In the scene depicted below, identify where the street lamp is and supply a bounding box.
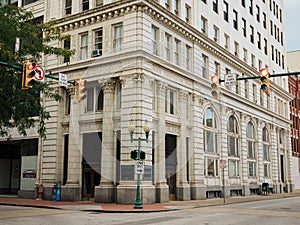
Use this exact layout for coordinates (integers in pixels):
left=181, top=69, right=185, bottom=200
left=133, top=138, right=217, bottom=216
left=128, top=119, right=150, bottom=209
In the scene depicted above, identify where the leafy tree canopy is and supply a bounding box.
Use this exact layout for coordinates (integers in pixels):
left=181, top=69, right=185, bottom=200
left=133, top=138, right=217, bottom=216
left=0, top=5, right=73, bottom=139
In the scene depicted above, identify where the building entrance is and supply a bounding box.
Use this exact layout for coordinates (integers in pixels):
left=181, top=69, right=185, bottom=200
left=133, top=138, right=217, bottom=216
left=82, top=132, right=102, bottom=200
left=165, top=134, right=177, bottom=200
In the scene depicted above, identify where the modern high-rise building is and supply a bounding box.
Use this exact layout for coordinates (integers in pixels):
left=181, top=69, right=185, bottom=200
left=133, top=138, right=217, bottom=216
left=0, top=0, right=294, bottom=204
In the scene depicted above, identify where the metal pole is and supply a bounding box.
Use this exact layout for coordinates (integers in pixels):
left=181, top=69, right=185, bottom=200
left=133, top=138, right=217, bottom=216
left=223, top=167, right=226, bottom=204
left=134, top=138, right=143, bottom=209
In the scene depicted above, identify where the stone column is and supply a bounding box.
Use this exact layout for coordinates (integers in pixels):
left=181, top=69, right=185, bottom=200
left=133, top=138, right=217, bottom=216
left=155, top=81, right=169, bottom=203
left=176, top=90, right=190, bottom=200
left=94, top=80, right=116, bottom=203
left=241, top=115, right=249, bottom=196
left=62, top=88, right=81, bottom=201
left=190, top=94, right=206, bottom=200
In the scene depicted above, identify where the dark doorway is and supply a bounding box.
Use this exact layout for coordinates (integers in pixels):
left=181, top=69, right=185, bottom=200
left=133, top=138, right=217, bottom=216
left=280, top=154, right=284, bottom=183
left=82, top=132, right=102, bottom=200
left=165, top=134, right=177, bottom=200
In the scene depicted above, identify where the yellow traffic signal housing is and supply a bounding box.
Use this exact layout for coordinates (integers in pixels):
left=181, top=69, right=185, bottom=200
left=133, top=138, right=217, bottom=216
left=211, top=75, right=220, bottom=100
left=22, top=62, right=36, bottom=90
left=77, top=78, right=87, bottom=102
left=260, top=68, right=270, bottom=96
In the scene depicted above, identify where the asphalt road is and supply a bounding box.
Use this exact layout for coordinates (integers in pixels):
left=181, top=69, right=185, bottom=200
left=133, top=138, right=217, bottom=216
left=1, top=196, right=300, bottom=225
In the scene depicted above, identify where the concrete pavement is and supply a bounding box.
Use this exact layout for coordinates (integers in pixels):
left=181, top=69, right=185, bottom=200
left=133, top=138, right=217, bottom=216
left=1, top=190, right=300, bottom=213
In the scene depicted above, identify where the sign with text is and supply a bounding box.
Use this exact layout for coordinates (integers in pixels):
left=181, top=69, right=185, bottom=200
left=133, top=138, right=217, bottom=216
left=224, top=73, right=237, bottom=86
left=59, top=73, right=68, bottom=87
left=135, top=160, right=144, bottom=174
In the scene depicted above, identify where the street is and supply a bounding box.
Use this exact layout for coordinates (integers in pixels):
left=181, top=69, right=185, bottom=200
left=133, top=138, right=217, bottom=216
left=1, top=196, right=300, bottom=225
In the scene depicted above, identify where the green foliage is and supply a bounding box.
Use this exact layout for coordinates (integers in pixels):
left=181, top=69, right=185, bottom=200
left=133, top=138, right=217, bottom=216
left=0, top=5, right=74, bottom=139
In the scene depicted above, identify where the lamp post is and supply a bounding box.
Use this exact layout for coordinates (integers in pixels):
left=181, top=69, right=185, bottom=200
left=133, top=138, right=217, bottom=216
left=128, top=119, right=150, bottom=209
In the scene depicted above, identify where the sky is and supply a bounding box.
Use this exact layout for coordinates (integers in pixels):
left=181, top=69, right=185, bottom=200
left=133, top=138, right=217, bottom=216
left=284, top=0, right=300, bottom=52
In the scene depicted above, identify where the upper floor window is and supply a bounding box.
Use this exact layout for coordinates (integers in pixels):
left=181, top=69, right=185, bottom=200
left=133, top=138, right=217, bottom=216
left=165, top=89, right=176, bottom=115
left=242, top=18, right=247, bottom=37
left=250, top=25, right=254, bottom=43
left=165, top=33, right=171, bottom=61
left=22, top=0, right=37, bottom=6
left=96, top=0, right=103, bottom=6
left=201, top=0, right=207, bottom=3
left=256, top=5, right=260, bottom=22
left=174, top=0, right=179, bottom=15
left=214, top=61, right=220, bottom=75
left=82, top=0, right=89, bottom=11
left=223, top=1, right=229, bottom=22
left=185, top=45, right=191, bottom=70
left=86, top=85, right=104, bottom=113
left=241, top=0, right=245, bottom=7
left=63, top=39, right=71, bottom=63
left=113, top=24, right=123, bottom=52
left=201, top=54, right=208, bottom=78
left=80, top=33, right=88, bottom=60
left=174, top=39, right=180, bottom=65
left=151, top=26, right=159, bottom=55
left=93, top=29, right=103, bottom=57
left=247, top=122, right=256, bottom=159
left=165, top=0, right=170, bottom=9
left=249, top=0, right=253, bottom=15
left=263, top=12, right=267, bottom=29
left=213, top=0, right=218, bottom=13
left=204, top=107, right=218, bottom=153
left=228, top=115, right=239, bottom=157
left=233, top=10, right=238, bottom=30
left=185, top=4, right=191, bottom=23
left=262, top=127, right=270, bottom=161
left=65, top=0, right=72, bottom=15
left=213, top=25, right=219, bottom=42
left=201, top=16, right=208, bottom=34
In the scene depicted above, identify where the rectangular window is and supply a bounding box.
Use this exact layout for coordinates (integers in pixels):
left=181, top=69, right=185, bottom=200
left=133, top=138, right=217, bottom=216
left=152, top=26, right=159, bottom=55
left=174, top=0, right=179, bottom=15
left=249, top=0, right=253, bottom=15
left=165, top=89, right=175, bottom=115
left=263, top=144, right=270, bottom=161
left=248, top=162, right=256, bottom=177
left=201, top=16, right=207, bottom=34
left=185, top=45, right=191, bottom=70
left=213, top=0, right=218, bottom=13
left=234, top=41, right=239, bottom=57
left=82, top=0, right=89, bottom=11
left=243, top=48, right=248, bottom=62
left=257, top=32, right=261, bottom=49
left=264, top=163, right=270, bottom=177
left=256, top=5, right=260, bottom=22
left=65, top=89, right=71, bottom=115
left=253, top=83, right=257, bottom=103
left=224, top=33, right=230, bottom=49
left=263, top=12, right=267, bottom=28
left=86, top=87, right=94, bottom=112
left=94, top=29, right=103, bottom=56
left=174, top=39, right=180, bottom=65
left=185, top=4, right=191, bottom=23
left=65, top=0, right=72, bottom=15
left=201, top=54, right=208, bottom=78
left=63, top=39, right=70, bottom=63
left=165, top=0, right=170, bottom=9
left=251, top=54, right=256, bottom=68
left=223, top=1, right=229, bottom=22
left=241, top=0, right=245, bottom=7
left=214, top=61, right=220, bottom=75
left=250, top=25, right=254, bottom=43
left=242, top=18, right=247, bottom=37
left=80, top=33, right=88, bottom=60
left=165, top=33, right=171, bottom=61
left=233, top=10, right=238, bottom=30
left=205, top=158, right=219, bottom=177
left=205, top=132, right=219, bottom=152
left=229, top=160, right=239, bottom=177
left=113, top=24, right=123, bottom=52
left=213, top=25, right=219, bottom=42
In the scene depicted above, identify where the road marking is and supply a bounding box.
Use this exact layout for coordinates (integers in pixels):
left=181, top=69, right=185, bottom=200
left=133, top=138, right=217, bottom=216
left=188, top=207, right=300, bottom=218
left=0, top=208, right=77, bottom=219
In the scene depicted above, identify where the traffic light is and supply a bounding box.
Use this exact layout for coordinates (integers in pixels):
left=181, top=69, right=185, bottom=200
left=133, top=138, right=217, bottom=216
left=22, top=62, right=36, bottom=90
left=130, top=150, right=138, bottom=160
left=77, top=78, right=87, bottom=102
left=211, top=75, right=220, bottom=100
left=260, top=68, right=270, bottom=95
left=140, top=151, right=146, bottom=160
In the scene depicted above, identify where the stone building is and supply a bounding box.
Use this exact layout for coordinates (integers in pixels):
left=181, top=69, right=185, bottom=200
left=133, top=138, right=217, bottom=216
left=0, top=0, right=294, bottom=203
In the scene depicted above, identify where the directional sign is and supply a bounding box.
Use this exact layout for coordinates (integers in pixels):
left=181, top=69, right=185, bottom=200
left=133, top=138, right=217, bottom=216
left=32, top=66, right=45, bottom=82
left=59, top=73, right=68, bottom=87
left=135, top=160, right=144, bottom=174
left=224, top=73, right=236, bottom=86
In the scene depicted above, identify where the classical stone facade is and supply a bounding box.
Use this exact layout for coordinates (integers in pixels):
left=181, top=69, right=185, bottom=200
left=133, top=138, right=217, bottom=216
left=0, top=0, right=294, bottom=203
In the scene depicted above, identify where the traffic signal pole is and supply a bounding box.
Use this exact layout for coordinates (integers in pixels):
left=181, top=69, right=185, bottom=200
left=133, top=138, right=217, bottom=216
left=0, top=61, right=76, bottom=85
left=220, top=71, right=300, bottom=83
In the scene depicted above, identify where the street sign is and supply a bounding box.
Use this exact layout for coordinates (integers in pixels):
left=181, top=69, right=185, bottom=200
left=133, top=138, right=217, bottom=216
left=135, top=160, right=144, bottom=174
left=32, top=66, right=45, bottom=82
left=224, top=73, right=236, bottom=86
left=220, top=160, right=227, bottom=169
left=59, top=73, right=68, bottom=87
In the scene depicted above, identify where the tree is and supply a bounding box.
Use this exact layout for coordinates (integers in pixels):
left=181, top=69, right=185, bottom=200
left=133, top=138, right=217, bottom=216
left=0, top=5, right=73, bottom=139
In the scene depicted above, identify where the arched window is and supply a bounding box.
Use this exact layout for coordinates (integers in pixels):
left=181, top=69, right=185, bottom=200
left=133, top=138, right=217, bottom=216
left=262, top=127, right=270, bottom=177
left=247, top=122, right=256, bottom=177
left=203, top=108, right=219, bottom=177
left=228, top=115, right=239, bottom=177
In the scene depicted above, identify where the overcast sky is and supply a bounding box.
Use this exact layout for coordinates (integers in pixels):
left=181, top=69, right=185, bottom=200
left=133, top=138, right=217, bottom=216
left=285, top=0, right=300, bottom=52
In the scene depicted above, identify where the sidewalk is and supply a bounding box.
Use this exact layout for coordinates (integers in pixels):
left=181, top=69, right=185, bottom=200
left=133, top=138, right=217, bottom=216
left=1, top=190, right=300, bottom=213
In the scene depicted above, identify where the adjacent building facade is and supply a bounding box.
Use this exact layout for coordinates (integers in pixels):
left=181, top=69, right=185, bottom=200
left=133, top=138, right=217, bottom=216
left=0, top=0, right=295, bottom=204
left=287, top=50, right=300, bottom=190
